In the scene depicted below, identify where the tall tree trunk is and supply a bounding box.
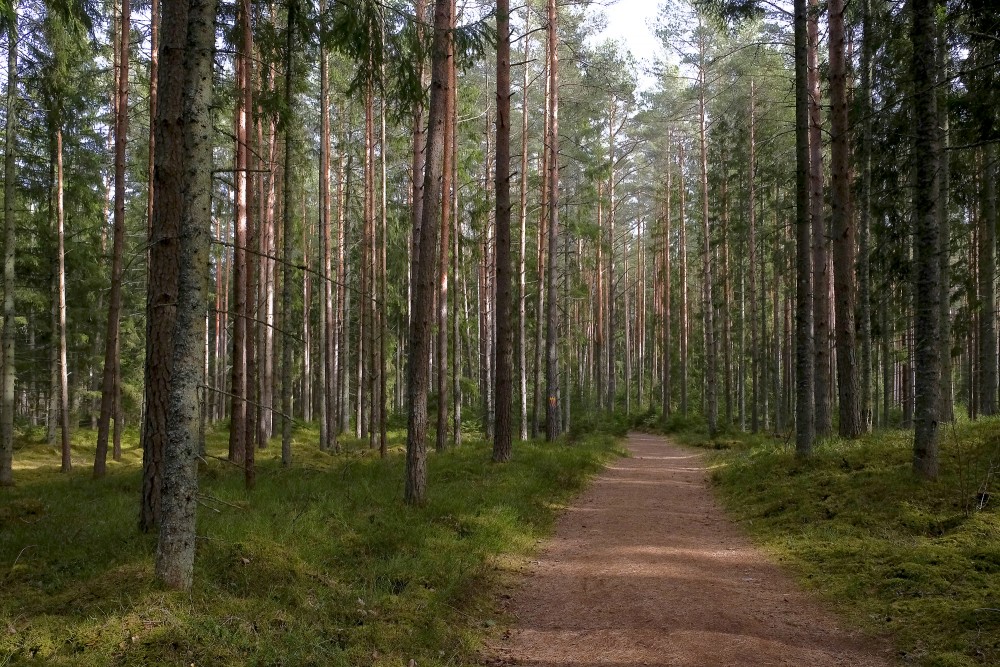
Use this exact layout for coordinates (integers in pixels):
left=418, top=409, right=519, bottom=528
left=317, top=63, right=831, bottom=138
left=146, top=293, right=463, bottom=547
left=859, top=0, right=873, bottom=430
left=279, top=0, right=297, bottom=466
left=406, top=0, right=451, bottom=505
left=228, top=0, right=252, bottom=465
left=517, top=14, right=530, bottom=439
left=721, top=152, right=733, bottom=426
left=697, top=22, right=717, bottom=438
left=337, top=153, right=351, bottom=434
left=808, top=0, right=830, bottom=437
left=156, top=0, right=217, bottom=590
left=749, top=81, right=759, bottom=434
left=679, top=145, right=688, bottom=416
left=829, top=0, right=862, bottom=437
left=910, top=0, right=941, bottom=478
left=378, top=70, right=389, bottom=455
left=54, top=131, right=70, bottom=472
left=140, top=0, right=168, bottom=530
left=409, top=0, right=427, bottom=334
left=1, top=13, right=18, bottom=487
left=937, top=24, right=953, bottom=422
left=493, top=0, right=513, bottom=462
left=360, top=85, right=373, bottom=441
left=302, top=220, right=312, bottom=423
left=531, top=45, right=550, bottom=439
left=794, top=0, right=815, bottom=455
left=661, top=132, right=672, bottom=419
left=436, top=7, right=454, bottom=453
left=95, top=0, right=131, bottom=476
left=245, top=61, right=259, bottom=489
left=319, top=7, right=335, bottom=451
left=544, top=0, right=560, bottom=441
left=979, top=143, right=997, bottom=416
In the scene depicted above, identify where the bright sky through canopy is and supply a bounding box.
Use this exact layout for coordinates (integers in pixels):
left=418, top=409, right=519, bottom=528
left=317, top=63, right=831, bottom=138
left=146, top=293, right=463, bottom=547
left=593, top=0, right=663, bottom=90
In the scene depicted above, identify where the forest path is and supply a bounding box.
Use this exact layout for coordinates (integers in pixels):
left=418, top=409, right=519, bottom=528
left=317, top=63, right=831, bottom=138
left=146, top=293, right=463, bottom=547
left=487, top=432, right=895, bottom=667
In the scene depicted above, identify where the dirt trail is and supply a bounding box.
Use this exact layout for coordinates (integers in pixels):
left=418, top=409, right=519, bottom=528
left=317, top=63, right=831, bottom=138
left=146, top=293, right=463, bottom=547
left=489, top=432, right=894, bottom=667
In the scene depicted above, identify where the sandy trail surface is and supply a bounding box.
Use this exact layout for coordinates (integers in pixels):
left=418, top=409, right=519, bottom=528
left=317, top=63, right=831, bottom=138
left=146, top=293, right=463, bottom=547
left=488, top=432, right=894, bottom=667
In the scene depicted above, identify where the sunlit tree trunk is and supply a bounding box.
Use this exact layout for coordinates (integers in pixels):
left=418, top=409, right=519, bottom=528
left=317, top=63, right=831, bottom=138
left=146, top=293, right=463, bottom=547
left=517, top=14, right=530, bottom=439
left=406, top=0, right=452, bottom=505
left=544, top=0, right=560, bottom=441
left=531, top=46, right=550, bottom=439
left=156, top=0, right=217, bottom=590
left=51, top=129, right=71, bottom=472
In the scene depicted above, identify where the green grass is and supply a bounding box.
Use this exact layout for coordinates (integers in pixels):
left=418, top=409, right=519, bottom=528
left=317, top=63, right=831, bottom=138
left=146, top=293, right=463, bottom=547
left=675, top=417, right=1000, bottom=667
left=1, top=423, right=625, bottom=666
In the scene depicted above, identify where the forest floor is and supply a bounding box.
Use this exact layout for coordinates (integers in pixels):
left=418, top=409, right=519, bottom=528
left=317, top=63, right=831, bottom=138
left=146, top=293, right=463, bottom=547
left=488, top=431, right=896, bottom=667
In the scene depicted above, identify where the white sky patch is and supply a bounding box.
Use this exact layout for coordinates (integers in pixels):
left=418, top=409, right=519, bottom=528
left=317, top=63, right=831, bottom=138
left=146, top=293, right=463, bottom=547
left=591, top=0, right=663, bottom=91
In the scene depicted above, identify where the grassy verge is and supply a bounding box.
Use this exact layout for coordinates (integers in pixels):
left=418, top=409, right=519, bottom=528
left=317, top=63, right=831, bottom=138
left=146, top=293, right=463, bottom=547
left=673, top=418, right=1000, bottom=667
left=1, top=425, right=625, bottom=666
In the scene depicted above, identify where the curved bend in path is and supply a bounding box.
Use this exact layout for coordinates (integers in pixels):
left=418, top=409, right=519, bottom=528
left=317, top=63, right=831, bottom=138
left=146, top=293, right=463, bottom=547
left=489, top=432, right=894, bottom=667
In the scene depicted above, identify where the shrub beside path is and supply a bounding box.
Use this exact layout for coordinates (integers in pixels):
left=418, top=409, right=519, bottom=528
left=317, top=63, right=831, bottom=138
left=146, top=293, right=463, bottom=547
left=489, top=431, right=895, bottom=667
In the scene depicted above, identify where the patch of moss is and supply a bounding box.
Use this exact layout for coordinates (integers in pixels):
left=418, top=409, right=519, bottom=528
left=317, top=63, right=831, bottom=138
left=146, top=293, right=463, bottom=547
left=0, top=424, right=622, bottom=666
left=690, top=417, right=1000, bottom=667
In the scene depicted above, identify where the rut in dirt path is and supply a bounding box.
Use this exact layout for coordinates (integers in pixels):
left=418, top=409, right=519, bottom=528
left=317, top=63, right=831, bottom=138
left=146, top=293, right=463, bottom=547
left=489, top=432, right=894, bottom=667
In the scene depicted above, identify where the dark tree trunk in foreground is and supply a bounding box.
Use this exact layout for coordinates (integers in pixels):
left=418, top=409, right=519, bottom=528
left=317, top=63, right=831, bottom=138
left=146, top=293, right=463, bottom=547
left=141, top=0, right=169, bottom=532
left=493, top=0, right=513, bottom=462
left=937, top=25, right=953, bottom=422
left=859, top=0, right=873, bottom=430
left=979, top=141, right=997, bottom=417
left=910, top=0, right=941, bottom=479
left=406, top=0, right=451, bottom=505
left=95, top=0, right=131, bottom=477
left=829, top=0, right=862, bottom=437
left=156, top=0, right=217, bottom=590
left=794, top=0, right=815, bottom=456
left=228, top=0, right=252, bottom=466
left=808, top=0, right=830, bottom=438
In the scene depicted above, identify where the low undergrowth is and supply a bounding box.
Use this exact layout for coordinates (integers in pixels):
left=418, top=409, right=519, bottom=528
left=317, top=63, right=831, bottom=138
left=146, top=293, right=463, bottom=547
left=679, top=417, right=1000, bottom=667
left=1, top=424, right=624, bottom=666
